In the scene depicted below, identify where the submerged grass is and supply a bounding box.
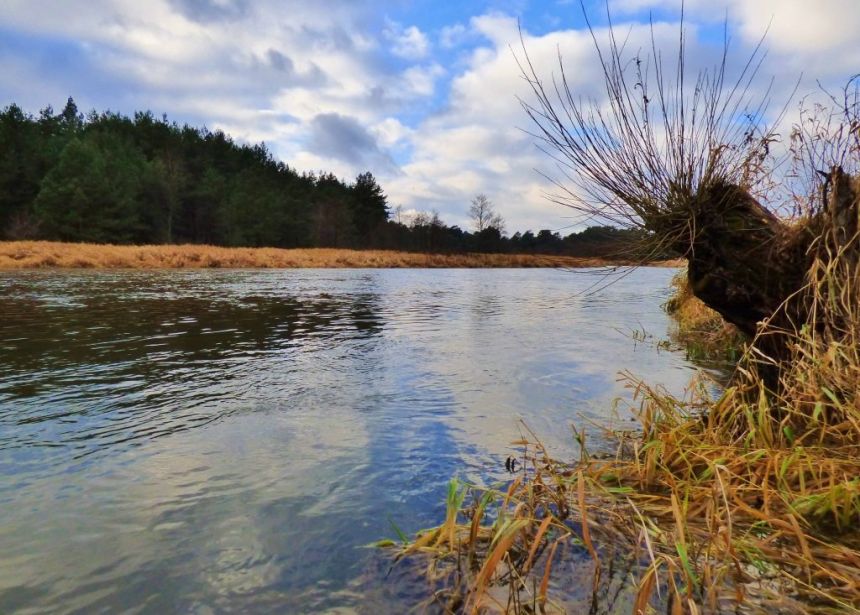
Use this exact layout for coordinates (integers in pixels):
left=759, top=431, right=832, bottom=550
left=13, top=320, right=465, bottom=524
left=664, top=272, right=746, bottom=363
left=387, top=245, right=860, bottom=613
left=0, top=241, right=680, bottom=270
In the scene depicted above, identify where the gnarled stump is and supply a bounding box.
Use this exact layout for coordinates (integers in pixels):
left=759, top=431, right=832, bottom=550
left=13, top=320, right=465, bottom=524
left=680, top=167, right=860, bottom=375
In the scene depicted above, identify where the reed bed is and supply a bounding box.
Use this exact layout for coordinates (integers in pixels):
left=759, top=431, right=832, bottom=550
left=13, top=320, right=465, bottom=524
left=389, top=245, right=860, bottom=613
left=0, top=241, right=678, bottom=270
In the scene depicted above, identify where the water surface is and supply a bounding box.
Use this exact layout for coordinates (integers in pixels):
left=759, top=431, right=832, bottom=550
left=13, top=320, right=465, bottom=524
left=0, top=267, right=699, bottom=613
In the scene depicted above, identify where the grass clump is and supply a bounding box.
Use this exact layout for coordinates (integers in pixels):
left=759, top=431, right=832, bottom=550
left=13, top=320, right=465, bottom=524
left=664, top=272, right=746, bottom=363
left=387, top=247, right=860, bottom=614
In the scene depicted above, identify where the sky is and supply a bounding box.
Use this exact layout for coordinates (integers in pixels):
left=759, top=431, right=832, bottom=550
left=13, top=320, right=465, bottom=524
left=0, top=0, right=858, bottom=233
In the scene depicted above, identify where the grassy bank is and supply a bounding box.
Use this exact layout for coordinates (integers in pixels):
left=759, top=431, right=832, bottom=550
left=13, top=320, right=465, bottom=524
left=390, top=253, right=860, bottom=613
left=0, top=241, right=682, bottom=270
left=664, top=272, right=746, bottom=362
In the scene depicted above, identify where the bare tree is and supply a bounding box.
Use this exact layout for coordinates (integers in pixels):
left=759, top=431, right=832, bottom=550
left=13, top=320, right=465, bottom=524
left=409, top=210, right=431, bottom=228
left=469, top=194, right=506, bottom=234
left=517, top=8, right=859, bottom=371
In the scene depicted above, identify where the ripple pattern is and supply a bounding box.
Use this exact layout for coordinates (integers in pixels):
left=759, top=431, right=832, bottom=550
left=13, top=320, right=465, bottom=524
left=0, top=267, right=697, bottom=613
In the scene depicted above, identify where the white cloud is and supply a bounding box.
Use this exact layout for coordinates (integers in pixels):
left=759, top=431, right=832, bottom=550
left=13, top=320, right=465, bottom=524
left=439, top=23, right=469, bottom=48
left=384, top=21, right=430, bottom=60
left=401, top=64, right=446, bottom=97
left=730, top=0, right=860, bottom=77
left=382, top=17, right=619, bottom=231
left=372, top=118, right=412, bottom=148
left=607, top=0, right=860, bottom=76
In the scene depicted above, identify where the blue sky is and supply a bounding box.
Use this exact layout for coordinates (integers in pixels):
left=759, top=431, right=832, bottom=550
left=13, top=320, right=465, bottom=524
left=0, top=0, right=857, bottom=232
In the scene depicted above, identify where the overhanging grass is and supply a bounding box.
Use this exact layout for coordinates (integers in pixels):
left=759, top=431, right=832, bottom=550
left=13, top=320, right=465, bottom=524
left=664, top=272, right=746, bottom=364
left=386, top=247, right=860, bottom=614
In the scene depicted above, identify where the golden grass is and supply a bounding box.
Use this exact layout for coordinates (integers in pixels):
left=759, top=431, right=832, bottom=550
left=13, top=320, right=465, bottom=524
left=0, top=241, right=682, bottom=270
left=664, top=271, right=746, bottom=362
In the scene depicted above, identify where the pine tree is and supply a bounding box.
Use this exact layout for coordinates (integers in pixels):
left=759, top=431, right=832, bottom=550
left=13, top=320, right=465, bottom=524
left=351, top=171, right=389, bottom=245
left=34, top=133, right=148, bottom=243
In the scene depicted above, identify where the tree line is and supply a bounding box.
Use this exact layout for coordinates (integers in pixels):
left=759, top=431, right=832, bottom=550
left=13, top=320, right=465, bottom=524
left=0, top=98, right=656, bottom=257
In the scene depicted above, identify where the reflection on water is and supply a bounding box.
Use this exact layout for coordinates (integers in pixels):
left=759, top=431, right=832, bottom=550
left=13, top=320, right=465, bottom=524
left=0, top=268, right=699, bottom=613
left=2, top=273, right=383, bottom=458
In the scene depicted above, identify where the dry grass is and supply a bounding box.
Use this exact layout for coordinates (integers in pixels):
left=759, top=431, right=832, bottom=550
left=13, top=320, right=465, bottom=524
left=664, top=272, right=746, bottom=362
left=0, top=241, right=682, bottom=270
left=390, top=245, right=860, bottom=614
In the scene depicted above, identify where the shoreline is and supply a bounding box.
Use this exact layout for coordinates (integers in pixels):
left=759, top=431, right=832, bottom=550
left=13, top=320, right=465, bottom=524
left=0, top=241, right=683, bottom=270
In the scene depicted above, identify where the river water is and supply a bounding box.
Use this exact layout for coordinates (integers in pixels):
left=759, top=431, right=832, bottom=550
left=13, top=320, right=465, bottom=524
left=0, top=267, right=700, bottom=613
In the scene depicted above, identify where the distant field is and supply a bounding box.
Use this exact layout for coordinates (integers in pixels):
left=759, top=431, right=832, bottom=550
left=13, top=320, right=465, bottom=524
left=0, top=241, right=682, bottom=269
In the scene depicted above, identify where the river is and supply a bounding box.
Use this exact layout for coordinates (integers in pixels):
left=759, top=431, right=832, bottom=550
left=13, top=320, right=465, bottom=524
left=0, top=267, right=700, bottom=613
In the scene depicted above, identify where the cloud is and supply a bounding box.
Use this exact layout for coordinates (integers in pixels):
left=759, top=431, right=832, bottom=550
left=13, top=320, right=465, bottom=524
left=308, top=113, right=399, bottom=173
left=384, top=21, right=430, bottom=60
left=265, top=49, right=293, bottom=73
left=606, top=0, right=860, bottom=75
left=371, top=118, right=412, bottom=148
left=168, top=0, right=250, bottom=22
left=729, top=0, right=860, bottom=77
left=439, top=23, right=470, bottom=49
left=0, top=1, right=856, bottom=232
left=401, top=64, right=446, bottom=97
left=383, top=16, right=609, bottom=230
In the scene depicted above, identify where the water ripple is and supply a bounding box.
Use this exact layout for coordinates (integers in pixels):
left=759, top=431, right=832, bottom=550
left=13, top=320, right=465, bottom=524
left=0, top=267, right=698, bottom=613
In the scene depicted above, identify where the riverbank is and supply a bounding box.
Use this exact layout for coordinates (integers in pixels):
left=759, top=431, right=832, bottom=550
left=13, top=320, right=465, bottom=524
left=664, top=270, right=745, bottom=361
left=397, top=247, right=860, bottom=613
left=0, top=241, right=683, bottom=269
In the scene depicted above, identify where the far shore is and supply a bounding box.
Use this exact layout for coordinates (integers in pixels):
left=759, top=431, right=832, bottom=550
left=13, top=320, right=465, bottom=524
left=0, top=241, right=684, bottom=270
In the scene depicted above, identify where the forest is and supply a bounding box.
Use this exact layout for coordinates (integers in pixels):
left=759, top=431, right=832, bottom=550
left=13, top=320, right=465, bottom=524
left=0, top=98, right=650, bottom=258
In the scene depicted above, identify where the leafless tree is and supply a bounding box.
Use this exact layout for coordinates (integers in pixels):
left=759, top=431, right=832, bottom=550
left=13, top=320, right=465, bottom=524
left=517, top=5, right=859, bottom=370
left=410, top=210, right=430, bottom=228
left=469, top=194, right=506, bottom=234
